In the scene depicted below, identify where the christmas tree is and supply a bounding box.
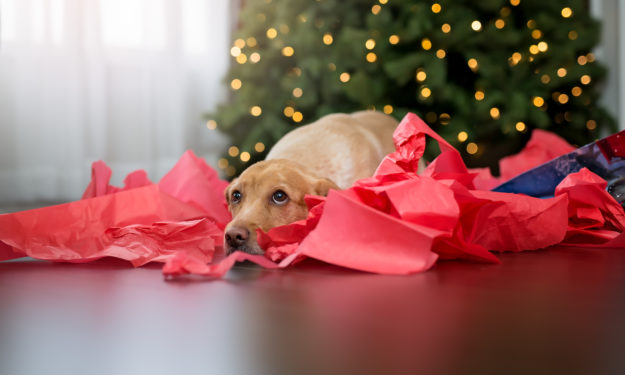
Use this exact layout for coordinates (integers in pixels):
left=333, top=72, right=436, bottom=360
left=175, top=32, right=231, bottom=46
left=208, top=0, right=615, bottom=177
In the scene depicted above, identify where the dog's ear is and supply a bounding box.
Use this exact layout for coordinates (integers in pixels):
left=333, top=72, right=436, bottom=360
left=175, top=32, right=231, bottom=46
left=312, top=177, right=339, bottom=197
left=224, top=178, right=238, bottom=205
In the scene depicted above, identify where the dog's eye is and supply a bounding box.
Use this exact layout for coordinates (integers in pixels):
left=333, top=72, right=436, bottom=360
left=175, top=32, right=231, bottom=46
left=231, top=190, right=242, bottom=204
left=272, top=190, right=289, bottom=205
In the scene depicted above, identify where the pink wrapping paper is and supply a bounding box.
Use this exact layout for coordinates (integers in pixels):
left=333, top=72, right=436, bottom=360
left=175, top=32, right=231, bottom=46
left=556, top=168, right=625, bottom=246
left=1, top=115, right=623, bottom=280
left=0, top=150, right=228, bottom=266
left=472, top=129, right=576, bottom=190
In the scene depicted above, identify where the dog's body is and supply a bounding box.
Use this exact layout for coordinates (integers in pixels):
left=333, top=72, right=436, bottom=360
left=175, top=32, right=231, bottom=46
left=265, top=111, right=398, bottom=189
left=224, top=111, right=399, bottom=254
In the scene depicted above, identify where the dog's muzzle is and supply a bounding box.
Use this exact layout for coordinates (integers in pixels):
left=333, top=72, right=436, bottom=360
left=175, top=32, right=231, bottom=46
left=224, top=227, right=264, bottom=255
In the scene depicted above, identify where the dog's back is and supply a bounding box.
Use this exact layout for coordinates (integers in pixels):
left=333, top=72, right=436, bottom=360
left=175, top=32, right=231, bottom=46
left=266, top=111, right=397, bottom=189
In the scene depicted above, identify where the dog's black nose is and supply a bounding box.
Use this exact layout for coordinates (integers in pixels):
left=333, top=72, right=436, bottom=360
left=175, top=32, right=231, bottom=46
left=225, top=227, right=250, bottom=249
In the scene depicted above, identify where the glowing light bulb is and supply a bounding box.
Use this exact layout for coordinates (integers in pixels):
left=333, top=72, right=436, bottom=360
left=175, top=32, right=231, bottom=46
left=561, top=7, right=573, bottom=18
left=323, top=33, right=333, bottom=45
left=439, top=113, right=450, bottom=125
left=471, top=20, right=482, bottom=31
left=457, top=131, right=468, bottom=142
left=468, top=58, right=478, bottom=70
left=533, top=96, right=545, bottom=107
left=490, top=107, right=500, bottom=119
left=266, top=28, right=277, bottom=39
left=515, top=122, right=526, bottom=132
left=230, top=46, right=241, bottom=57
left=466, top=142, right=478, bottom=154
left=389, top=35, right=400, bottom=44
left=421, top=38, right=432, bottom=50
left=250, top=106, right=262, bottom=116
left=228, top=146, right=239, bottom=157
left=282, top=46, right=294, bottom=56
left=292, top=112, right=303, bottom=122
left=234, top=38, right=245, bottom=48
left=250, top=52, right=261, bottom=63
left=365, top=39, right=376, bottom=50
left=240, top=152, right=251, bottom=162
left=255, top=142, right=265, bottom=152
left=283, top=106, right=295, bottom=117
left=231, top=79, right=242, bottom=90
left=206, top=120, right=217, bottom=130
left=340, top=72, right=351, bottom=83
left=571, top=86, right=582, bottom=96
left=246, top=37, right=257, bottom=47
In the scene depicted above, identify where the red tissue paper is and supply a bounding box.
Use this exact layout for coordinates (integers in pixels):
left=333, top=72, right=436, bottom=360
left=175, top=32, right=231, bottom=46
left=471, top=129, right=576, bottom=190
left=0, top=151, right=229, bottom=266
left=2, top=114, right=624, bottom=280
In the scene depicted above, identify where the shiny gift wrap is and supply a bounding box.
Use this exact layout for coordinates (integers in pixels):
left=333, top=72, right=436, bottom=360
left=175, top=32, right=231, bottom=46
left=493, top=131, right=625, bottom=206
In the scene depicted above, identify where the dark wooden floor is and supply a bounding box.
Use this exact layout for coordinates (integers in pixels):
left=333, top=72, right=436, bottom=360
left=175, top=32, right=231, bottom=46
left=1, top=244, right=624, bottom=375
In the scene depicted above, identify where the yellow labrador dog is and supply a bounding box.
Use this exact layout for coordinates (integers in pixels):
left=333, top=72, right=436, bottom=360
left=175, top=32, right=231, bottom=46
left=224, top=111, right=399, bottom=254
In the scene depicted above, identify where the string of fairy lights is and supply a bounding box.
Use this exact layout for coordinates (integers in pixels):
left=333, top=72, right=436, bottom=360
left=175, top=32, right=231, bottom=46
left=208, top=0, right=599, bottom=176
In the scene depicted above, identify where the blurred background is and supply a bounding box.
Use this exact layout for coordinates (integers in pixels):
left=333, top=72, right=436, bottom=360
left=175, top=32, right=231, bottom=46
left=0, top=0, right=623, bottom=205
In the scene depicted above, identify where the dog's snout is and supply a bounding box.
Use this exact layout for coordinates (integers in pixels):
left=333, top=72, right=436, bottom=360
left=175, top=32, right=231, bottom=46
left=225, top=227, right=250, bottom=249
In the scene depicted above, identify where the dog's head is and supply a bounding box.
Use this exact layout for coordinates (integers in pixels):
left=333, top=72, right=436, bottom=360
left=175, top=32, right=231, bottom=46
left=224, top=159, right=338, bottom=255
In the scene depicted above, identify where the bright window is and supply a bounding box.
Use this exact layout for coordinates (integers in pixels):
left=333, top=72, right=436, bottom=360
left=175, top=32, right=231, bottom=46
left=99, top=0, right=166, bottom=49
left=0, top=0, right=17, bottom=42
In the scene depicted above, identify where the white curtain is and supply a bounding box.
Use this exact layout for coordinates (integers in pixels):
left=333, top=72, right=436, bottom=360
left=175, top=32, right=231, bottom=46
left=0, top=0, right=231, bottom=203
left=591, top=0, right=625, bottom=132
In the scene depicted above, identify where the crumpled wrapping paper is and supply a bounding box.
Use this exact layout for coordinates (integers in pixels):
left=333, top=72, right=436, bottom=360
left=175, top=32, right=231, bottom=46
left=1, top=114, right=623, bottom=279
left=471, top=129, right=576, bottom=190
left=165, top=113, right=624, bottom=278
left=0, top=151, right=228, bottom=266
